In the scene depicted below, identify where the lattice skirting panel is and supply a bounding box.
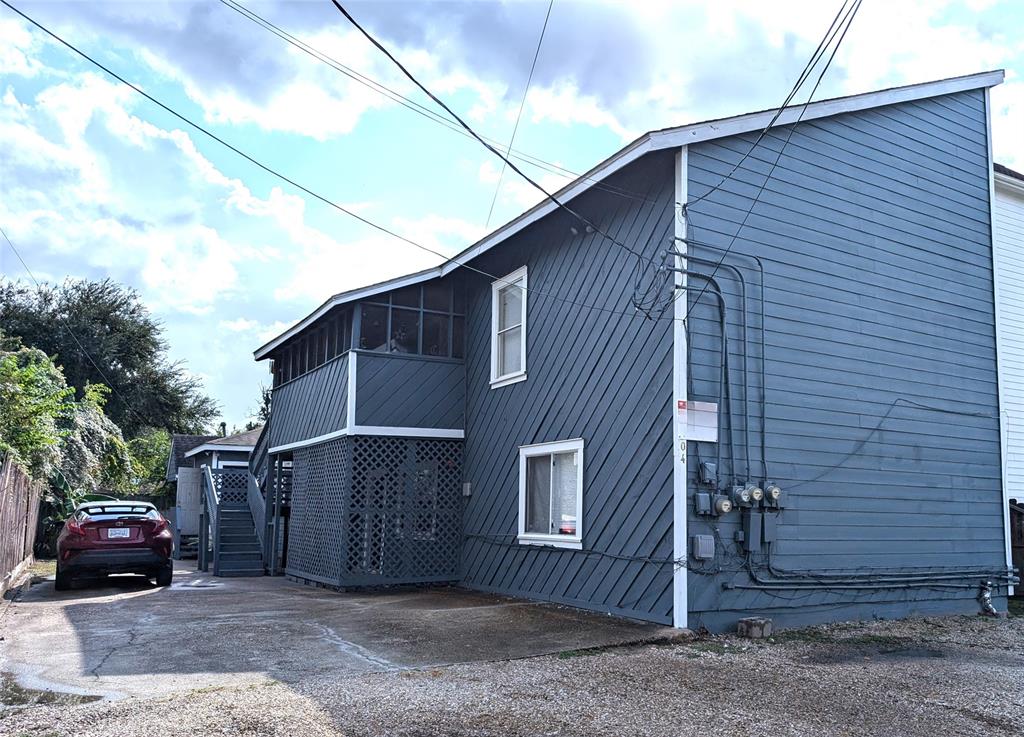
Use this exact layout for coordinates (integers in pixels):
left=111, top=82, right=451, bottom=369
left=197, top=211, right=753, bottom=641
left=286, top=436, right=462, bottom=587
left=210, top=468, right=248, bottom=505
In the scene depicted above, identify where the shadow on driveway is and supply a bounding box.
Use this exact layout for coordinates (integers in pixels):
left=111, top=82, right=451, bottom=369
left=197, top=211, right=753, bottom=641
left=1, top=560, right=672, bottom=700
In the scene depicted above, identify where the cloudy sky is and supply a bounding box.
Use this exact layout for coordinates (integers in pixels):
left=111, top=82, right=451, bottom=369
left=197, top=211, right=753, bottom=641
left=1, top=0, right=1022, bottom=430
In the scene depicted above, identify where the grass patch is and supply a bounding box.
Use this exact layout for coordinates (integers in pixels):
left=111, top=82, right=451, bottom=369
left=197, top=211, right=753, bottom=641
left=0, top=672, right=101, bottom=709
left=557, top=647, right=605, bottom=660
left=1008, top=598, right=1024, bottom=617
left=769, top=627, right=908, bottom=648
left=28, top=560, right=56, bottom=579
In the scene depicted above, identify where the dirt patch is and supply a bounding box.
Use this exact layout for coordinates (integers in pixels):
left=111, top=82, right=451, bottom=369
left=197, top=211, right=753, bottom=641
left=0, top=672, right=101, bottom=709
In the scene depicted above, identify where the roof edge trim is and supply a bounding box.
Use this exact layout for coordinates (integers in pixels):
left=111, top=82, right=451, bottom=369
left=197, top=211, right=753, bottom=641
left=254, top=69, right=1003, bottom=361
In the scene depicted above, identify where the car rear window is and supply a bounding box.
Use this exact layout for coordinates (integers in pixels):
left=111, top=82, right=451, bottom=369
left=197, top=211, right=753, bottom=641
left=77, top=505, right=160, bottom=522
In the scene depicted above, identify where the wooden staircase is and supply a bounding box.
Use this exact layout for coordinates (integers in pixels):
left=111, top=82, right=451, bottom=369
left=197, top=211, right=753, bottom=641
left=198, top=467, right=265, bottom=578
left=215, top=505, right=264, bottom=577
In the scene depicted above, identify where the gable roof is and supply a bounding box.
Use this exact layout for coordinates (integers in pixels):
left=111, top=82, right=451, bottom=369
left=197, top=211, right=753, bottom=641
left=165, top=434, right=216, bottom=481
left=254, top=69, right=1004, bottom=361
left=182, top=426, right=264, bottom=459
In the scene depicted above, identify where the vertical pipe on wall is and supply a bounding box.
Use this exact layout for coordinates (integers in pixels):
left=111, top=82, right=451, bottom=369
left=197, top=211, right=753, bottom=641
left=672, top=147, right=689, bottom=628
left=986, top=86, right=1014, bottom=595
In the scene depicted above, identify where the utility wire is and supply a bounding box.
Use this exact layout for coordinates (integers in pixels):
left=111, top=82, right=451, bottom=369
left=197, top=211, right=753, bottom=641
left=0, top=0, right=669, bottom=323
left=0, top=225, right=160, bottom=431
left=217, top=0, right=653, bottom=205
left=678, top=0, right=863, bottom=320
left=330, top=0, right=649, bottom=269
left=685, top=0, right=858, bottom=210
left=484, top=0, right=554, bottom=229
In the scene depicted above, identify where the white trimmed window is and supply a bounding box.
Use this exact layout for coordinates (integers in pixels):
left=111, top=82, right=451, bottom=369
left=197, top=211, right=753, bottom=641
left=490, top=266, right=527, bottom=387
left=518, top=439, right=583, bottom=549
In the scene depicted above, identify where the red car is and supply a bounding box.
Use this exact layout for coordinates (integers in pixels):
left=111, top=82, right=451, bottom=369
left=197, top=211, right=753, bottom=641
left=55, top=501, right=173, bottom=590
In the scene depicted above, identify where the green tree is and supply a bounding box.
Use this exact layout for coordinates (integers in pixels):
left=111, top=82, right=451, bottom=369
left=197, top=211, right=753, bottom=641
left=128, top=427, right=172, bottom=494
left=0, top=339, right=75, bottom=478
left=0, top=278, right=219, bottom=437
left=56, top=383, right=135, bottom=495
left=253, top=384, right=272, bottom=424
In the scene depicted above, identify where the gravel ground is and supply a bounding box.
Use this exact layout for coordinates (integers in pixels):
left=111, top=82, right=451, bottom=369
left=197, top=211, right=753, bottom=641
left=3, top=611, right=1022, bottom=737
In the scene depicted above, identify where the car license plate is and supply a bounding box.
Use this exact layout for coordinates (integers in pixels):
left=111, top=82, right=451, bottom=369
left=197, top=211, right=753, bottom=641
left=107, top=528, right=131, bottom=539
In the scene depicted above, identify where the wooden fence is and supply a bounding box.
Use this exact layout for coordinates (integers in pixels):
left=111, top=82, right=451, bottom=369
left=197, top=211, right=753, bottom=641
left=0, top=453, right=43, bottom=594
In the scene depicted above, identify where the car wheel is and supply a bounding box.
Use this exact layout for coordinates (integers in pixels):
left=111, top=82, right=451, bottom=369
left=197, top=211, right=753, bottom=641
left=155, top=563, right=173, bottom=587
left=54, top=567, right=72, bottom=591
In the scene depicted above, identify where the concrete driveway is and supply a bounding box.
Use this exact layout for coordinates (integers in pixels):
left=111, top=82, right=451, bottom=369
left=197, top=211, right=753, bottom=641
left=1, top=560, right=671, bottom=701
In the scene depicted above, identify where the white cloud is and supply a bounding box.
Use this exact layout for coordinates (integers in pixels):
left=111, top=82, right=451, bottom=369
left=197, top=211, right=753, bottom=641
left=220, top=317, right=260, bottom=332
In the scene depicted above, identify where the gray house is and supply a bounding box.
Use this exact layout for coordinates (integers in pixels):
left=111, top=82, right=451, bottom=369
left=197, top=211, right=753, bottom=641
left=247, top=70, right=1016, bottom=631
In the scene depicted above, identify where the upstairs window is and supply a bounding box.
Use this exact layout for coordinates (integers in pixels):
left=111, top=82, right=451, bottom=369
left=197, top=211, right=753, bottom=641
left=518, top=439, right=583, bottom=549
left=491, top=266, right=527, bottom=387
left=357, top=282, right=464, bottom=359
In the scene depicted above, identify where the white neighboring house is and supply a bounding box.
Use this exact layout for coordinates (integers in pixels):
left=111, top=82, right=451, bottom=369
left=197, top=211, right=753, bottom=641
left=993, top=163, right=1024, bottom=586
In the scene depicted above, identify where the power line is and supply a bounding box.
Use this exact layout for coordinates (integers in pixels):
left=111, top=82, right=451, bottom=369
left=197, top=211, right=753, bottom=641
left=484, top=0, right=554, bottom=229
left=330, top=0, right=651, bottom=272
left=678, top=0, right=864, bottom=320
left=0, top=225, right=160, bottom=431
left=216, top=0, right=653, bottom=206
left=0, top=0, right=669, bottom=324
left=685, top=0, right=859, bottom=210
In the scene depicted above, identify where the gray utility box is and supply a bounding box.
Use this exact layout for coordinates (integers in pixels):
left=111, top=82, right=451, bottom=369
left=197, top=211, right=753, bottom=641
left=692, top=534, right=715, bottom=560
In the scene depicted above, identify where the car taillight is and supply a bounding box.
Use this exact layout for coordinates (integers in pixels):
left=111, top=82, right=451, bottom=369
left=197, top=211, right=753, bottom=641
left=67, top=519, right=86, bottom=536
left=152, top=519, right=168, bottom=534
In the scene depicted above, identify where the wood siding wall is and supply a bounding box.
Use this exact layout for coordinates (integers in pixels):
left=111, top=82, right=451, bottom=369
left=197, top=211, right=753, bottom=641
left=685, top=88, right=1005, bottom=630
left=459, top=152, right=677, bottom=624
left=995, top=181, right=1024, bottom=505
left=354, top=351, right=465, bottom=429
left=269, top=354, right=348, bottom=449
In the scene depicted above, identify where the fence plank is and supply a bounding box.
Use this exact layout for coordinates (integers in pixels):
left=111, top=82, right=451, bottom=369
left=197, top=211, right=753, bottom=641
left=0, top=453, right=43, bottom=594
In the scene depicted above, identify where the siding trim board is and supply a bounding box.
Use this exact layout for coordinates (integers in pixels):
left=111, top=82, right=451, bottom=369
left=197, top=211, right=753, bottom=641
left=673, top=146, right=689, bottom=628
left=991, top=103, right=1019, bottom=597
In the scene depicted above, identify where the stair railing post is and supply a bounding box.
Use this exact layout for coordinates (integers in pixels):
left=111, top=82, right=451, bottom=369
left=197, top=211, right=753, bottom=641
left=198, top=483, right=208, bottom=572
left=268, top=456, right=282, bottom=576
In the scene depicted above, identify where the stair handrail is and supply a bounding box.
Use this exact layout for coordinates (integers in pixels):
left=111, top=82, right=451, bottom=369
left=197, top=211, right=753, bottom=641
left=202, top=464, right=221, bottom=576
left=247, top=470, right=266, bottom=568
left=249, top=419, right=271, bottom=483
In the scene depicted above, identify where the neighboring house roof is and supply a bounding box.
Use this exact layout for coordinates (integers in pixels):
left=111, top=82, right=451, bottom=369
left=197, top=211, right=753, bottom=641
left=254, top=69, right=1005, bottom=361
left=995, top=163, right=1024, bottom=196
left=995, top=163, right=1024, bottom=182
left=165, top=434, right=216, bottom=481
left=183, top=426, right=263, bottom=459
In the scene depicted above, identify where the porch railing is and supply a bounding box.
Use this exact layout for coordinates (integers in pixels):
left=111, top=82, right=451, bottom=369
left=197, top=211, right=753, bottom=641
left=198, top=465, right=220, bottom=574
left=248, top=471, right=266, bottom=559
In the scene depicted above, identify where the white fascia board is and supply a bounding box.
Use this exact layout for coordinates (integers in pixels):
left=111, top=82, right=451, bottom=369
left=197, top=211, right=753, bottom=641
left=253, top=270, right=438, bottom=360
left=267, top=425, right=463, bottom=454
left=996, top=172, right=1024, bottom=198
left=183, top=443, right=255, bottom=458
left=252, top=137, right=655, bottom=361
left=253, top=70, right=1003, bottom=362
left=269, top=428, right=350, bottom=454
left=649, top=69, right=1004, bottom=150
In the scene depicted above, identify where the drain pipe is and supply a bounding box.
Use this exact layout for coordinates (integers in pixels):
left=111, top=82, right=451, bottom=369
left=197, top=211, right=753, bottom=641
left=978, top=580, right=1002, bottom=616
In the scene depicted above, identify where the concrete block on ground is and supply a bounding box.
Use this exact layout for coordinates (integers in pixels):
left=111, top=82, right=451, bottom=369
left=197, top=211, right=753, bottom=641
left=736, top=617, right=773, bottom=639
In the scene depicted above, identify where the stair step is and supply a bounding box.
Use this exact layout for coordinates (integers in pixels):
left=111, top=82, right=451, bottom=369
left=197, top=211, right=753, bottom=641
left=220, top=542, right=261, bottom=552
left=221, top=534, right=258, bottom=543
left=217, top=568, right=264, bottom=577
left=220, top=552, right=263, bottom=563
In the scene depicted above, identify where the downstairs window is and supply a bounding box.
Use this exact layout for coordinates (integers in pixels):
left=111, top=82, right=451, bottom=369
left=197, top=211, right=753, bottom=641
left=517, top=438, right=583, bottom=549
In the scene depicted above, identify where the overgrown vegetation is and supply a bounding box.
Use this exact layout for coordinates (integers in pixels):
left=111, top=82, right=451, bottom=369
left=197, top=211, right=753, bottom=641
left=0, top=277, right=223, bottom=553
left=0, top=278, right=218, bottom=437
